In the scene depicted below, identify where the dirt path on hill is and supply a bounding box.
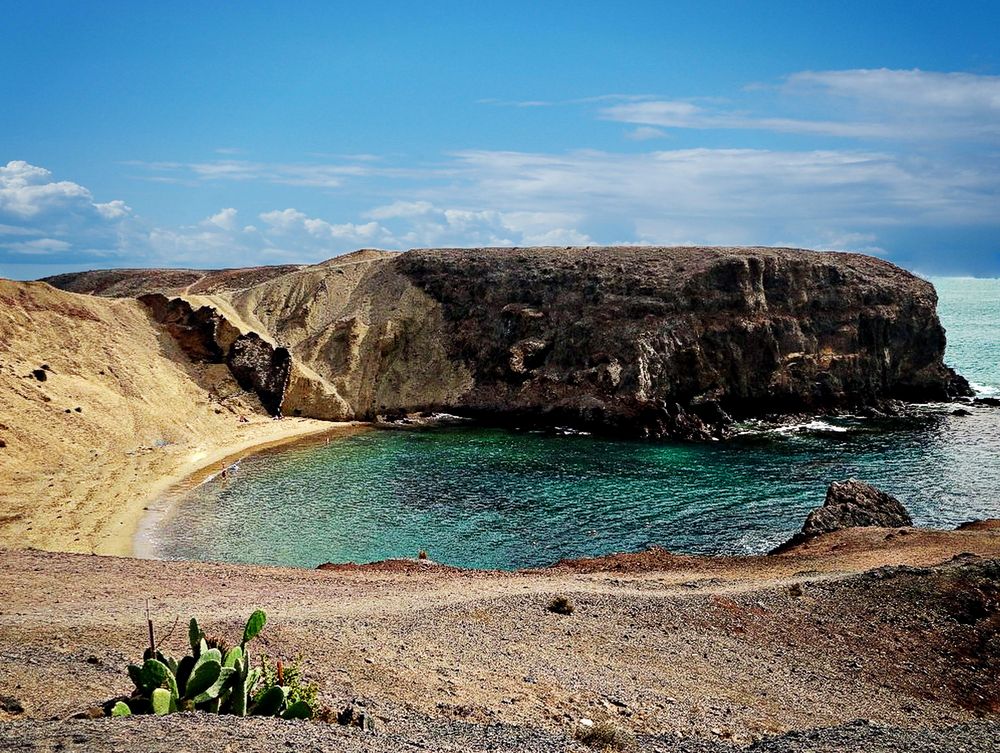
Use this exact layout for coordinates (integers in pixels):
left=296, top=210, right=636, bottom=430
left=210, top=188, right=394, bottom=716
left=1, top=524, right=999, bottom=751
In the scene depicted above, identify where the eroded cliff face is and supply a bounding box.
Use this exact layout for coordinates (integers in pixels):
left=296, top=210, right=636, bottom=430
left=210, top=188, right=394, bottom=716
left=46, top=246, right=969, bottom=439
left=139, top=294, right=291, bottom=416
left=389, top=247, right=969, bottom=437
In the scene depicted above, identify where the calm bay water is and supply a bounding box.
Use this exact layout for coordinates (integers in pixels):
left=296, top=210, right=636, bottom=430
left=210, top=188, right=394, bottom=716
left=150, top=277, right=1000, bottom=569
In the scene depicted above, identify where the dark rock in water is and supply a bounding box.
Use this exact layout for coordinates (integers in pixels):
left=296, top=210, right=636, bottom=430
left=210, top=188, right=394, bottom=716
left=803, top=480, right=912, bottom=536
left=974, top=396, right=1000, bottom=408
left=952, top=408, right=973, bottom=416
left=394, top=247, right=973, bottom=438
left=771, top=479, right=912, bottom=553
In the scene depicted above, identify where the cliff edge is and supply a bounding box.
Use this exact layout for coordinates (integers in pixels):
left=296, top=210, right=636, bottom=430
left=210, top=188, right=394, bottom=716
left=43, top=246, right=970, bottom=439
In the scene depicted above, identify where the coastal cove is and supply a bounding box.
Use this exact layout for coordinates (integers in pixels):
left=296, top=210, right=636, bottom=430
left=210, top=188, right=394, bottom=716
left=141, top=276, right=1000, bottom=570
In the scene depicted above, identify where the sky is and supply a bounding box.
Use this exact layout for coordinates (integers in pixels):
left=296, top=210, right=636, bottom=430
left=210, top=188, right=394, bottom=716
left=2, top=1, right=999, bottom=279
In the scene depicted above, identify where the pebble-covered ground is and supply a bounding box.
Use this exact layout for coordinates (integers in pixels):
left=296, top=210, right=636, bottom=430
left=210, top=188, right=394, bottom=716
left=1, top=524, right=999, bottom=751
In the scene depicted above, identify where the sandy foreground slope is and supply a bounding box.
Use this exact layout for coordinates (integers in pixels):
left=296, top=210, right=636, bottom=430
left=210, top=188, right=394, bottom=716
left=0, top=279, right=348, bottom=555
left=1, top=527, right=1000, bottom=751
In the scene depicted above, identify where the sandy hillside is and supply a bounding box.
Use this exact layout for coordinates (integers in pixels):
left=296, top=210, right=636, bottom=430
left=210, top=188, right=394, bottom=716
left=0, top=279, right=342, bottom=555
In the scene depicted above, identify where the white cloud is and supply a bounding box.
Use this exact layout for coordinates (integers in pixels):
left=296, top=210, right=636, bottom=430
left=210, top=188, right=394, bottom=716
left=625, top=126, right=668, bottom=141
left=601, top=69, right=1000, bottom=141
left=1, top=160, right=136, bottom=266
left=5, top=103, right=999, bottom=276
left=131, top=159, right=380, bottom=188
left=360, top=202, right=592, bottom=248
left=95, top=199, right=132, bottom=219
left=4, top=238, right=72, bottom=254
left=602, top=99, right=901, bottom=139
left=260, top=208, right=389, bottom=243
left=207, top=207, right=239, bottom=230
left=785, top=69, right=1000, bottom=113
left=0, top=160, right=97, bottom=218
left=364, top=200, right=436, bottom=220
left=436, top=146, right=999, bottom=250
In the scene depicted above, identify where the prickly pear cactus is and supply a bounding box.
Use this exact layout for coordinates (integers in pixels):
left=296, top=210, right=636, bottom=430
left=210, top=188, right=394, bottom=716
left=151, top=688, right=173, bottom=716
left=112, top=609, right=314, bottom=720
left=251, top=685, right=286, bottom=716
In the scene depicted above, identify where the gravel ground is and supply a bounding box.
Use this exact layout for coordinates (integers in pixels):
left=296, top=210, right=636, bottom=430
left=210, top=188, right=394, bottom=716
left=1, top=717, right=998, bottom=752
left=1, top=528, right=999, bottom=750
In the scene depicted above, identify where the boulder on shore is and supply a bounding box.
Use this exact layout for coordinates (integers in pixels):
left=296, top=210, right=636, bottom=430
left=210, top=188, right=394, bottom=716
left=771, top=479, right=913, bottom=553
left=803, top=479, right=913, bottom=535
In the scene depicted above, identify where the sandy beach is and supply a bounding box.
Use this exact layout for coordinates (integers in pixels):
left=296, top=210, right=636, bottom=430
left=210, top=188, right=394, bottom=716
left=0, top=278, right=354, bottom=556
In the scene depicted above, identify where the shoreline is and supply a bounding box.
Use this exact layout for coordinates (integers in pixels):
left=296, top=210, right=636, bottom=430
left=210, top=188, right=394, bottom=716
left=132, top=420, right=370, bottom=559
left=104, top=418, right=364, bottom=558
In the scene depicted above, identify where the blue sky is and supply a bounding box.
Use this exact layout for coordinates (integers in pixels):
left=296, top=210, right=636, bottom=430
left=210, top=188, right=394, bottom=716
left=2, top=1, right=999, bottom=278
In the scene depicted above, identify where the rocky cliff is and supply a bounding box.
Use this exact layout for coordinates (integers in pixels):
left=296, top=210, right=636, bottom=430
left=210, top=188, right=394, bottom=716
left=43, top=246, right=970, bottom=439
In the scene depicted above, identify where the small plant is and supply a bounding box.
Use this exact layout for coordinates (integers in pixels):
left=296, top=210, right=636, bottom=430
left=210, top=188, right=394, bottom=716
left=256, top=653, right=318, bottom=711
left=111, top=609, right=315, bottom=720
left=575, top=720, right=636, bottom=751
left=547, top=595, right=575, bottom=615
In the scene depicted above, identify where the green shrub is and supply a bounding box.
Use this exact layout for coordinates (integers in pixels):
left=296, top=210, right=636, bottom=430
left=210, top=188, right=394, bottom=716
left=256, top=653, right=318, bottom=711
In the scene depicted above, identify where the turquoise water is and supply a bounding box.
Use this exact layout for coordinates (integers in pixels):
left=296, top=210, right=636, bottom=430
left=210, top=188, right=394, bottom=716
left=151, top=278, right=1000, bottom=569
left=935, top=277, right=1000, bottom=397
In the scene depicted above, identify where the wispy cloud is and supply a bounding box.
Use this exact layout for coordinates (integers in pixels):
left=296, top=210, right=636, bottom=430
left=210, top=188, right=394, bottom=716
left=478, top=94, right=657, bottom=108
left=784, top=69, right=1000, bottom=113
left=601, top=100, right=902, bottom=139
left=624, top=126, right=668, bottom=141
left=601, top=69, right=1000, bottom=141
left=127, top=159, right=381, bottom=188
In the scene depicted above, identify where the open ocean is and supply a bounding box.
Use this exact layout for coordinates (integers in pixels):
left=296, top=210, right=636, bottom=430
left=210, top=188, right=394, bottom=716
left=148, top=277, right=1000, bottom=569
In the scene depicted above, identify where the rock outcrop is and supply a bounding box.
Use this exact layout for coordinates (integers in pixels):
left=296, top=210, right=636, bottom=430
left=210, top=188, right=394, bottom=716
left=139, top=294, right=291, bottom=415
left=772, top=479, right=913, bottom=553
left=803, top=479, right=913, bottom=535
left=45, top=246, right=972, bottom=438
